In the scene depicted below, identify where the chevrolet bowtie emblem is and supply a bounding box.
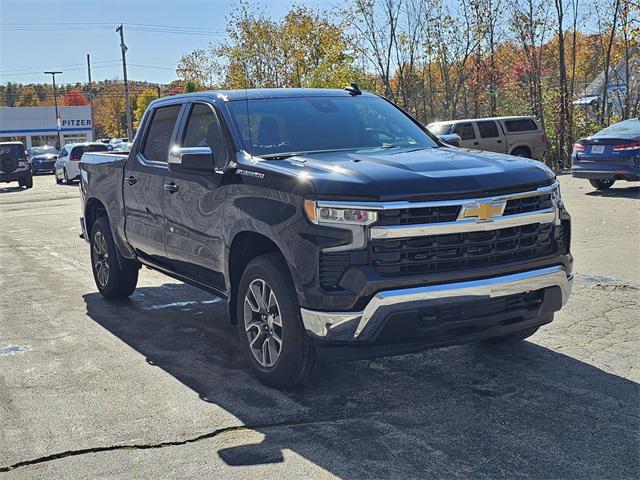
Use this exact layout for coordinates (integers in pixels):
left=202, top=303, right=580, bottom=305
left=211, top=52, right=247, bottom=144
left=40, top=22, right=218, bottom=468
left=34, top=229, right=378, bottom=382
left=459, top=200, right=506, bottom=222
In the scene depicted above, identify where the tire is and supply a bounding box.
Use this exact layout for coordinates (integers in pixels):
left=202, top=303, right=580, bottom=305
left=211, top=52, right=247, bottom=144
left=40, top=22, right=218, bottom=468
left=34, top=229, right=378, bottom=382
left=236, top=254, right=314, bottom=388
left=18, top=177, right=24, bottom=187
left=589, top=178, right=615, bottom=190
left=511, top=147, right=531, bottom=158
left=23, top=173, right=33, bottom=189
left=90, top=216, right=139, bottom=300
left=55, top=171, right=62, bottom=184
left=63, top=168, right=69, bottom=185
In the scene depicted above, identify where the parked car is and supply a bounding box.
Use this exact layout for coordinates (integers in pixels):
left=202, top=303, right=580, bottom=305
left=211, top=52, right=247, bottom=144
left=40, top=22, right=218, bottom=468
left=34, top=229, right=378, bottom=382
left=28, top=145, right=58, bottom=174
left=97, top=138, right=111, bottom=144
left=427, top=116, right=547, bottom=160
left=571, top=118, right=640, bottom=190
left=80, top=88, right=573, bottom=388
left=112, top=141, right=133, bottom=152
left=107, top=137, right=128, bottom=150
left=55, top=142, right=109, bottom=184
left=0, top=141, right=32, bottom=189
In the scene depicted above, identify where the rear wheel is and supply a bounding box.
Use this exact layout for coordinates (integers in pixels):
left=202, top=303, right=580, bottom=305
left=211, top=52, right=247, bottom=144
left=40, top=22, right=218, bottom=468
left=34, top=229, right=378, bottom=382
left=63, top=168, right=70, bottom=185
left=236, top=254, right=314, bottom=388
left=23, top=172, right=33, bottom=189
left=511, top=147, right=531, bottom=158
left=90, top=216, right=139, bottom=299
left=589, top=178, right=615, bottom=190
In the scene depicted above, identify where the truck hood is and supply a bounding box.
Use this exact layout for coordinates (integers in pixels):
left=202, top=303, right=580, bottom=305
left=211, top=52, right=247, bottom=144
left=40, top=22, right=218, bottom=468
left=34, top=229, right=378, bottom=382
left=255, top=147, right=555, bottom=201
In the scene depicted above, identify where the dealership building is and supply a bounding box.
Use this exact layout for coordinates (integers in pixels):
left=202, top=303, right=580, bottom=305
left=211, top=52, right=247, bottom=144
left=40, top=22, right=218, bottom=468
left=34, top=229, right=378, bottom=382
left=0, top=105, right=93, bottom=148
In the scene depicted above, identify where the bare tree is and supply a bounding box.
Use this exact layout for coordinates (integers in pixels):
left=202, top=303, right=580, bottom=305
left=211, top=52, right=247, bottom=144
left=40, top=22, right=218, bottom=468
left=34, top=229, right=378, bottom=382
left=510, top=0, right=551, bottom=126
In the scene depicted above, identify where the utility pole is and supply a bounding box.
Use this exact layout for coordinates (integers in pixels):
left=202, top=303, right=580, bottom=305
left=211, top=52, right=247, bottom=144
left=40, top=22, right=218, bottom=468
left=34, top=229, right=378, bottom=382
left=44, top=71, right=63, bottom=149
left=116, top=24, right=133, bottom=140
left=156, top=84, right=161, bottom=98
left=87, top=54, right=95, bottom=141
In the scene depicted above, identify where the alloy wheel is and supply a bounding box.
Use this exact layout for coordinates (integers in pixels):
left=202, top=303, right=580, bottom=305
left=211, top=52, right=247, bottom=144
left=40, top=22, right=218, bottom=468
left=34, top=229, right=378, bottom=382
left=243, top=278, right=283, bottom=368
left=92, top=231, right=110, bottom=288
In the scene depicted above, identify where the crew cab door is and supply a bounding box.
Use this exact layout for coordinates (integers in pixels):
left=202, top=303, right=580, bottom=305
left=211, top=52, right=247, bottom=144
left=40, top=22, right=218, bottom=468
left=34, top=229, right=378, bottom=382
left=123, top=103, right=182, bottom=262
left=163, top=101, right=232, bottom=293
left=451, top=122, right=479, bottom=150
left=475, top=120, right=505, bottom=153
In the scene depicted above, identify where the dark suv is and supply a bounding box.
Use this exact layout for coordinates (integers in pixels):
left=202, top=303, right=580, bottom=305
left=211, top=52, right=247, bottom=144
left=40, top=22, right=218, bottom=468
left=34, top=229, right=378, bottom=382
left=79, top=88, right=573, bottom=387
left=0, top=142, right=33, bottom=189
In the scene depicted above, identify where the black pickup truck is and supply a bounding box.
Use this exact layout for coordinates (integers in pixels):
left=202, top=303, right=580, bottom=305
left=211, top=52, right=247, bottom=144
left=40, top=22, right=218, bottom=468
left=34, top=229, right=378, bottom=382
left=80, top=88, right=573, bottom=387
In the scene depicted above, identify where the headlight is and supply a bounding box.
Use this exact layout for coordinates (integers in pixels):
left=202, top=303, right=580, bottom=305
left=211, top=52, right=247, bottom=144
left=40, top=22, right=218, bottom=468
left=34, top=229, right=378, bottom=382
left=304, top=200, right=377, bottom=226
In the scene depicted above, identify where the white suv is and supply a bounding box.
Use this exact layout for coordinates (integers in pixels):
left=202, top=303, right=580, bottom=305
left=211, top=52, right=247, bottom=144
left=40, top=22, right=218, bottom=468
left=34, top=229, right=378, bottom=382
left=54, top=142, right=108, bottom=184
left=428, top=116, right=547, bottom=160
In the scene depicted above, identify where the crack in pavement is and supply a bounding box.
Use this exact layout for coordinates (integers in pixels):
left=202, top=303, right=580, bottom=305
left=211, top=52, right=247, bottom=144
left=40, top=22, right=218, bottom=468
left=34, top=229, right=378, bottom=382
left=0, top=415, right=351, bottom=473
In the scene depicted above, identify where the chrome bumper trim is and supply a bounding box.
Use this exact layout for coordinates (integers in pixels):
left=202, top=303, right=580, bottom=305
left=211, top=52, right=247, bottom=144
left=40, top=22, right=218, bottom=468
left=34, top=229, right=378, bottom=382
left=301, top=266, right=572, bottom=341
left=369, top=207, right=556, bottom=239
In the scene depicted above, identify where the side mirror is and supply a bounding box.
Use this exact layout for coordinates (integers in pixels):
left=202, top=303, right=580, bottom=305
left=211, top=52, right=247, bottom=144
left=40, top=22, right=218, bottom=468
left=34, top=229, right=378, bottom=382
left=438, top=134, right=462, bottom=147
left=169, top=146, right=215, bottom=173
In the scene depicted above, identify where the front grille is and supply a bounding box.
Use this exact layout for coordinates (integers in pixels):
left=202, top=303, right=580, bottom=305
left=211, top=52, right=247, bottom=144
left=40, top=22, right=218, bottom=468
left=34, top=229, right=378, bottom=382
left=377, top=205, right=460, bottom=226
left=504, top=193, right=553, bottom=215
left=319, top=223, right=566, bottom=289
left=375, top=193, right=553, bottom=227
left=370, top=223, right=557, bottom=276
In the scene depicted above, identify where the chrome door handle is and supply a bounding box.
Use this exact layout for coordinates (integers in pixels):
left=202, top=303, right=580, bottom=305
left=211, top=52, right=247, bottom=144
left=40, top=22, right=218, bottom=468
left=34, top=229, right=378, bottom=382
left=164, top=182, right=179, bottom=193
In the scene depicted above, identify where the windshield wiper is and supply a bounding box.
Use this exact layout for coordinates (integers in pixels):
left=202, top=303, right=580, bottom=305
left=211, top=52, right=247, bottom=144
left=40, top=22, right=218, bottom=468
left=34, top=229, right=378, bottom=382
left=259, top=147, right=363, bottom=160
left=259, top=153, right=301, bottom=160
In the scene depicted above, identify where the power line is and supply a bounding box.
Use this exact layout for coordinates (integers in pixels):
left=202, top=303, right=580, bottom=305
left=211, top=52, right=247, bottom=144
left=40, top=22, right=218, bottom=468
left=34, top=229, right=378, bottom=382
left=128, top=63, right=176, bottom=71
left=0, top=59, right=122, bottom=74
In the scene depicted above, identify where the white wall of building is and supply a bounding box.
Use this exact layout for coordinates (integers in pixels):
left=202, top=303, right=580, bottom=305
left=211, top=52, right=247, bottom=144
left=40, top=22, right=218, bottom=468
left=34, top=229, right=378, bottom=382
left=0, top=106, right=93, bottom=148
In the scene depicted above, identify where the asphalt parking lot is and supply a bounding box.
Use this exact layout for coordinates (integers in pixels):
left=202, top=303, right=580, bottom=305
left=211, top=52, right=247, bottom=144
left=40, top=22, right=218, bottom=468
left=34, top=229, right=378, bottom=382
left=0, top=173, right=638, bottom=479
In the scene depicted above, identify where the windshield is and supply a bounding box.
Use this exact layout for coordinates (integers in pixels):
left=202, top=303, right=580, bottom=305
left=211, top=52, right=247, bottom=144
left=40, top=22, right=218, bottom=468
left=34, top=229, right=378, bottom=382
left=31, top=146, right=57, bottom=155
left=427, top=123, right=452, bottom=136
left=228, top=96, right=438, bottom=158
left=595, top=119, right=640, bottom=137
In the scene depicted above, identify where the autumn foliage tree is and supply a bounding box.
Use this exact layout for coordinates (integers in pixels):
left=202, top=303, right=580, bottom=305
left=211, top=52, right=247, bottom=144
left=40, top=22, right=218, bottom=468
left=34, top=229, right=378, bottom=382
left=62, top=89, right=89, bottom=106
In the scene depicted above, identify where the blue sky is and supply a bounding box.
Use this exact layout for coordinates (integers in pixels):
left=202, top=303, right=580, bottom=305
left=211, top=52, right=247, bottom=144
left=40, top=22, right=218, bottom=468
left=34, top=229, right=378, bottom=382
left=0, top=0, right=332, bottom=85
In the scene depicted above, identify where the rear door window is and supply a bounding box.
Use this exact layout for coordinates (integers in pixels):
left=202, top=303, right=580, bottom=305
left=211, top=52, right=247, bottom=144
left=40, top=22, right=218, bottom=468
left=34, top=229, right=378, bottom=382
left=83, top=144, right=109, bottom=154
left=142, top=105, right=182, bottom=163
left=477, top=121, right=500, bottom=138
left=504, top=118, right=538, bottom=132
left=452, top=123, right=476, bottom=140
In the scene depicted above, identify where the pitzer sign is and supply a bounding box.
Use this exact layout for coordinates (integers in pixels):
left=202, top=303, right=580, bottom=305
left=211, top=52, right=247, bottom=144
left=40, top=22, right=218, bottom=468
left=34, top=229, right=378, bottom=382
left=61, top=118, right=92, bottom=127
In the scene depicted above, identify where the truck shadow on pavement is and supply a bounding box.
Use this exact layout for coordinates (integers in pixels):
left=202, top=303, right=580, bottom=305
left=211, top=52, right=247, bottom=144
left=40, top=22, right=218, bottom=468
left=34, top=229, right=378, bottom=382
left=83, top=284, right=639, bottom=479
left=585, top=185, right=639, bottom=199
left=0, top=185, right=27, bottom=194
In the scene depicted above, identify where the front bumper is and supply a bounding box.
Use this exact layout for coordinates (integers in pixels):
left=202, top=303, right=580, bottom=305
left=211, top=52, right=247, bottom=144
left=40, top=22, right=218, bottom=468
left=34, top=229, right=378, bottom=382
left=301, top=265, right=572, bottom=343
left=32, top=163, right=55, bottom=173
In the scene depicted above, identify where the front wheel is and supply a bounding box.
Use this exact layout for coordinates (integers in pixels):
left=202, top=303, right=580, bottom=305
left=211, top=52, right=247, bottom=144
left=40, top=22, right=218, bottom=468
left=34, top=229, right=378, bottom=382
left=236, top=254, right=314, bottom=388
left=589, top=178, right=615, bottom=190
left=90, top=216, right=139, bottom=299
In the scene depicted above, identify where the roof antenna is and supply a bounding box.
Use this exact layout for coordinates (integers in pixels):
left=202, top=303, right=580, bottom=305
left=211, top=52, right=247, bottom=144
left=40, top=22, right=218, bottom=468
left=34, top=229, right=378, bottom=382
left=345, top=82, right=362, bottom=96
